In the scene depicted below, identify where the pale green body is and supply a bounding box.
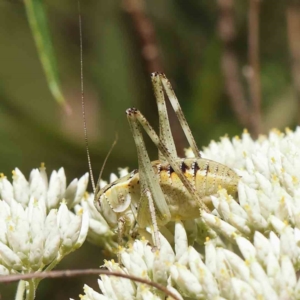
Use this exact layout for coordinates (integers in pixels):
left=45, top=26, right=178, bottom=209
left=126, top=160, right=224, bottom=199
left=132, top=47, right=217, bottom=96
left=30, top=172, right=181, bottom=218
left=94, top=158, right=239, bottom=232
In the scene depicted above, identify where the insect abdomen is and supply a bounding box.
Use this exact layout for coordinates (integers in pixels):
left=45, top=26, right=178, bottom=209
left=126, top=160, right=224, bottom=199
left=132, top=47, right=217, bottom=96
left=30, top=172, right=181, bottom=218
left=196, top=159, right=239, bottom=199
left=154, top=158, right=239, bottom=220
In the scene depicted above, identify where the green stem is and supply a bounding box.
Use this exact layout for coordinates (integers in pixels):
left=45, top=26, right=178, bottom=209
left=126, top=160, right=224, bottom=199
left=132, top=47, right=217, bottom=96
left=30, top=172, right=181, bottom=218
left=35, top=254, right=62, bottom=287
left=15, top=280, right=26, bottom=300
left=25, top=280, right=35, bottom=300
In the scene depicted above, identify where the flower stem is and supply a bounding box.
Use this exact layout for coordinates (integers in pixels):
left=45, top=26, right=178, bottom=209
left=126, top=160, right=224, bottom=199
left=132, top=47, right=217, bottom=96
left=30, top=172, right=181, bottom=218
left=25, top=280, right=35, bottom=300
left=35, top=255, right=62, bottom=287
left=15, top=280, right=26, bottom=300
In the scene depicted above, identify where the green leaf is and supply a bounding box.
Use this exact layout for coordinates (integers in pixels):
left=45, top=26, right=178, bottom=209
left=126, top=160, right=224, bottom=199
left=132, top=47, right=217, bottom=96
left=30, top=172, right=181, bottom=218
left=24, top=0, right=66, bottom=107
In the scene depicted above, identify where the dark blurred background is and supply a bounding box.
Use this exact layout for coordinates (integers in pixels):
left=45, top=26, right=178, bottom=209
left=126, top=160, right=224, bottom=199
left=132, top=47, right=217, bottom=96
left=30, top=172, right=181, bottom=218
left=0, top=0, right=299, bottom=298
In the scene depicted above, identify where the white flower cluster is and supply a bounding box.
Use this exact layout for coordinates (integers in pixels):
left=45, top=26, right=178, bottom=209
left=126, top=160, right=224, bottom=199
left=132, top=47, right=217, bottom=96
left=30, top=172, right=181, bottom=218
left=78, top=127, right=300, bottom=300
left=0, top=165, right=89, bottom=275
left=79, top=222, right=300, bottom=300
left=201, top=128, right=300, bottom=247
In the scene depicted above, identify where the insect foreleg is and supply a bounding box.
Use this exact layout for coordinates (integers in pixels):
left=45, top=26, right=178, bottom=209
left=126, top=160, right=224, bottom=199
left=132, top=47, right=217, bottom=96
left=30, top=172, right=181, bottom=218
left=131, top=191, right=161, bottom=248
left=126, top=108, right=171, bottom=246
left=143, top=189, right=161, bottom=249
left=126, top=108, right=210, bottom=213
left=117, top=216, right=126, bottom=262
left=159, top=74, right=200, bottom=158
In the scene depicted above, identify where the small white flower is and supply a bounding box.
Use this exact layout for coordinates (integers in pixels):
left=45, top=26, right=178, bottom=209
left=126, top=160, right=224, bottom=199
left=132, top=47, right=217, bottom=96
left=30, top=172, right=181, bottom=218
left=47, top=168, right=67, bottom=209
left=174, top=221, right=188, bottom=260
left=231, top=278, right=256, bottom=300
left=170, top=264, right=204, bottom=298
left=118, top=167, right=129, bottom=178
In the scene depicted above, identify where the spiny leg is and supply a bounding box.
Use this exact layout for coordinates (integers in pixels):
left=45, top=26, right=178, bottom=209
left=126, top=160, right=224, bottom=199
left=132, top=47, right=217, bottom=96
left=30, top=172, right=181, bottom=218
left=144, top=189, right=160, bottom=250
left=126, top=108, right=210, bottom=213
left=151, top=72, right=177, bottom=162
left=130, top=193, right=160, bottom=248
left=127, top=109, right=171, bottom=248
left=117, top=216, right=125, bottom=263
left=159, top=73, right=201, bottom=158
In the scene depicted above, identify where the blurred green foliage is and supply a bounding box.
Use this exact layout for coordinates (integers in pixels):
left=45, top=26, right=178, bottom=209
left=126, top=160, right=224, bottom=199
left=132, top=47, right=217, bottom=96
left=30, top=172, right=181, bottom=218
left=0, top=0, right=297, bottom=298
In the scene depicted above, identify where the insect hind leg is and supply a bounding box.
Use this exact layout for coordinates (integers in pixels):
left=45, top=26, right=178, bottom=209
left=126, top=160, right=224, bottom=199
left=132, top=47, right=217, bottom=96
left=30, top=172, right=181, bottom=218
left=159, top=73, right=201, bottom=158
left=151, top=72, right=177, bottom=161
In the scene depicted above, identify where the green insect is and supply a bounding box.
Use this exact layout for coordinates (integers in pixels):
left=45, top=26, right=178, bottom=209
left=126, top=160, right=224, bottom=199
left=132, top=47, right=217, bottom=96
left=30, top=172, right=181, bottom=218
left=92, top=73, right=240, bottom=249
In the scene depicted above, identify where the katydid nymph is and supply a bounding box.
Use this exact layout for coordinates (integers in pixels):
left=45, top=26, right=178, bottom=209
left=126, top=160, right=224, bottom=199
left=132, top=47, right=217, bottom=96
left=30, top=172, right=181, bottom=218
left=92, top=73, right=240, bottom=250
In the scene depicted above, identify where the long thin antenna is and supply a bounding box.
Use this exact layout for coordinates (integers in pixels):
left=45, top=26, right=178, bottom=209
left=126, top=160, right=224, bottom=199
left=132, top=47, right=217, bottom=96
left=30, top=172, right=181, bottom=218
left=95, top=133, right=118, bottom=190
left=78, top=0, right=96, bottom=192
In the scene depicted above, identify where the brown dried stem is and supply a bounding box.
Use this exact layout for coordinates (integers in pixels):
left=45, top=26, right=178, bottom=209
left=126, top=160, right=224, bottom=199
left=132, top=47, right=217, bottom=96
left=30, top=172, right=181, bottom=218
left=218, top=0, right=263, bottom=138
left=122, top=0, right=187, bottom=155
left=248, top=0, right=262, bottom=137
left=217, top=0, right=250, bottom=130
left=286, top=1, right=300, bottom=124
left=122, top=0, right=163, bottom=73
left=0, top=269, right=180, bottom=300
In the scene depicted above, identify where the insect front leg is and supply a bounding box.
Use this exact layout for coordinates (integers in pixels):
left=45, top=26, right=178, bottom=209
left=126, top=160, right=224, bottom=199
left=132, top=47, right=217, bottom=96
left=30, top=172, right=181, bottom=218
left=126, top=109, right=171, bottom=249
left=140, top=189, right=160, bottom=250
left=117, top=216, right=125, bottom=262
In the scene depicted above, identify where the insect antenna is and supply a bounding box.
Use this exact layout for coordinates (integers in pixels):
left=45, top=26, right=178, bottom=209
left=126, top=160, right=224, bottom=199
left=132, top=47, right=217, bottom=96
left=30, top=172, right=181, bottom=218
left=78, top=0, right=96, bottom=192
left=95, top=133, right=118, bottom=190
left=78, top=0, right=118, bottom=194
